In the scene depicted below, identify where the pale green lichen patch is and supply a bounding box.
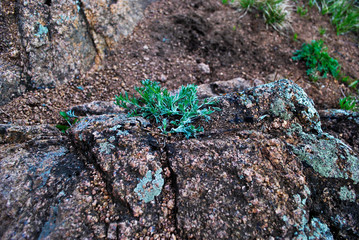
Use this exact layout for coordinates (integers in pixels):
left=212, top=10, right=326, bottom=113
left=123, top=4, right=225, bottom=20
left=291, top=189, right=311, bottom=238
left=238, top=92, right=254, bottom=108
left=35, top=22, right=48, bottom=38
left=331, top=215, right=348, bottom=228
left=109, top=125, right=129, bottom=136
left=270, top=98, right=293, bottom=120
left=253, top=79, right=322, bottom=132
left=99, top=142, right=115, bottom=154
left=74, top=117, right=94, bottom=131
left=289, top=123, right=359, bottom=183
left=307, top=218, right=333, bottom=240
left=134, top=169, right=164, bottom=203
left=339, top=186, right=356, bottom=202
left=294, top=217, right=333, bottom=240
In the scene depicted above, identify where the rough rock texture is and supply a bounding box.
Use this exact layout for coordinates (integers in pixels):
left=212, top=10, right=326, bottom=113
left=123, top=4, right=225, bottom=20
left=81, top=0, right=157, bottom=59
left=319, top=109, right=359, bottom=153
left=1, top=79, right=359, bottom=239
left=0, top=0, right=155, bottom=105
left=0, top=0, right=26, bottom=104
left=0, top=125, right=90, bottom=238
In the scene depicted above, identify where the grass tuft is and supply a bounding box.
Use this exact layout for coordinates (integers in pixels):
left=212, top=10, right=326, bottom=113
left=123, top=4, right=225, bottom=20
left=296, top=5, right=308, bottom=16
left=339, top=95, right=358, bottom=111
left=315, top=0, right=359, bottom=34
left=115, top=80, right=220, bottom=138
left=227, top=0, right=294, bottom=32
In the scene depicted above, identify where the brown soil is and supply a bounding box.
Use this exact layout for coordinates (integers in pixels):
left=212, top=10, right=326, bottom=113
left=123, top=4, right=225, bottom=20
left=1, top=0, right=358, bottom=125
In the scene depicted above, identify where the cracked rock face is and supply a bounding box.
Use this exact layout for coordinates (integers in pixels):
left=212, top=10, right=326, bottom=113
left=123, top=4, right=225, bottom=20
left=0, top=0, right=155, bottom=105
left=1, top=80, right=359, bottom=239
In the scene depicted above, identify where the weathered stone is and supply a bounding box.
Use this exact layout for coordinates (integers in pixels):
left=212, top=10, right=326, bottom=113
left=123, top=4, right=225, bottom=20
left=196, top=77, right=254, bottom=98
left=167, top=79, right=359, bottom=239
left=319, top=109, right=359, bottom=152
left=0, top=1, right=27, bottom=104
left=0, top=125, right=90, bottom=238
left=0, top=0, right=156, bottom=105
left=80, top=0, right=157, bottom=59
left=1, top=80, right=358, bottom=239
left=70, top=100, right=123, bottom=116
left=69, top=114, right=177, bottom=238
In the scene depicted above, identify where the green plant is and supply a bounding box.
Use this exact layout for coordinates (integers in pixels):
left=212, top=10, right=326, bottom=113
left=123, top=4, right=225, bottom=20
left=114, top=80, right=220, bottom=138
left=222, top=0, right=235, bottom=4
left=56, top=110, right=79, bottom=133
left=339, top=96, right=358, bottom=111
left=258, top=0, right=293, bottom=31
left=319, top=26, right=326, bottom=35
left=293, top=32, right=298, bottom=41
left=327, top=0, right=359, bottom=34
left=314, top=0, right=359, bottom=34
left=228, top=0, right=293, bottom=31
left=349, top=80, right=359, bottom=89
left=292, top=39, right=340, bottom=81
left=297, top=5, right=308, bottom=16
left=320, top=1, right=329, bottom=14
left=308, top=0, right=320, bottom=8
left=239, top=0, right=256, bottom=9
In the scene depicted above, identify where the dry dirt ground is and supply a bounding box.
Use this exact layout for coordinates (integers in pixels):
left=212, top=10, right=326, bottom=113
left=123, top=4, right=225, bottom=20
left=1, top=0, right=358, bottom=125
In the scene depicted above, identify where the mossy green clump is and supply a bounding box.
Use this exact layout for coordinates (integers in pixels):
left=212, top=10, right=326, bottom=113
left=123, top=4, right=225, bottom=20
left=292, top=40, right=341, bottom=82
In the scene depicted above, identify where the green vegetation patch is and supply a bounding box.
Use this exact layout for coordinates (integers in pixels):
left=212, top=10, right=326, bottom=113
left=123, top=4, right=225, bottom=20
left=339, top=96, right=358, bottom=111
left=224, top=0, right=293, bottom=31
left=292, top=39, right=340, bottom=81
left=319, top=0, right=359, bottom=35
left=115, top=80, right=219, bottom=138
left=56, top=110, right=80, bottom=133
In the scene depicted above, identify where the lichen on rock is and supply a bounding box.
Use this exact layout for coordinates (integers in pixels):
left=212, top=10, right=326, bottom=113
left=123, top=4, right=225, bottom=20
left=1, top=79, right=359, bottom=239
left=134, top=169, right=164, bottom=203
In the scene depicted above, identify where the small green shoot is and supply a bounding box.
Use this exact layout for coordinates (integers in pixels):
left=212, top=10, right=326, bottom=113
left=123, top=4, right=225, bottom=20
left=293, top=32, right=298, bottom=41
left=339, top=96, right=358, bottom=111
left=308, top=0, right=319, bottom=8
left=115, top=80, right=220, bottom=138
left=297, top=5, right=308, bottom=16
left=292, top=39, right=340, bottom=81
left=222, top=0, right=235, bottom=4
left=349, top=80, right=359, bottom=89
left=56, top=110, right=79, bottom=133
left=319, top=26, right=326, bottom=35
left=239, top=0, right=256, bottom=9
